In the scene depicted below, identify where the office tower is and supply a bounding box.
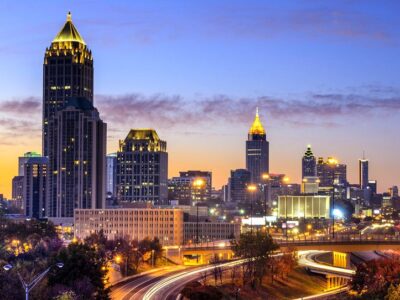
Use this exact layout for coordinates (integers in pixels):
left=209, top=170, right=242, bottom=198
left=316, top=157, right=347, bottom=187
left=246, top=108, right=269, bottom=184
left=168, top=171, right=211, bottom=206
left=18, top=152, right=41, bottom=176
left=117, top=129, right=168, bottom=204
left=368, top=180, right=377, bottom=194
left=389, top=186, right=399, bottom=198
left=180, top=171, right=212, bottom=205
left=24, top=157, right=48, bottom=219
left=359, top=158, right=369, bottom=189
left=43, top=12, right=93, bottom=156
left=12, top=176, right=24, bottom=209
left=47, top=97, right=106, bottom=218
left=302, top=145, right=316, bottom=178
left=228, top=169, right=251, bottom=203
left=106, top=153, right=117, bottom=198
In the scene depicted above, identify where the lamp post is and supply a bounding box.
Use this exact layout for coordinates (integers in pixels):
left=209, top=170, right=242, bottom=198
left=193, top=178, right=206, bottom=245
left=261, top=173, right=270, bottom=231
left=247, top=184, right=257, bottom=233
left=283, top=176, right=290, bottom=240
left=3, top=262, right=63, bottom=300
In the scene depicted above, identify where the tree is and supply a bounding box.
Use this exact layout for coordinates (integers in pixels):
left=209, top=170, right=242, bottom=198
left=386, top=284, right=400, bottom=300
left=351, top=257, right=400, bottom=299
left=48, top=242, right=110, bottom=300
left=231, top=231, right=278, bottom=289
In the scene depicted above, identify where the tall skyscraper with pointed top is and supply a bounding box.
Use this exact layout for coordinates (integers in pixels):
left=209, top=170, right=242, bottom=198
left=246, top=108, right=269, bottom=183
left=44, top=14, right=106, bottom=219
left=43, top=12, right=93, bottom=156
left=302, top=145, right=316, bottom=178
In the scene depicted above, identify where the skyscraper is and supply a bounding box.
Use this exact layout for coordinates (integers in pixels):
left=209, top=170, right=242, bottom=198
left=47, top=97, right=106, bottom=218
left=18, top=152, right=41, bottom=176
left=317, top=157, right=347, bottom=187
left=43, top=12, right=93, bottom=156
left=246, top=108, right=269, bottom=184
left=106, top=153, right=117, bottom=198
left=24, top=157, right=48, bottom=219
left=359, top=157, right=369, bottom=189
left=228, top=169, right=251, bottom=203
left=117, top=129, right=168, bottom=205
left=12, top=176, right=24, bottom=209
left=302, top=145, right=316, bottom=178
left=168, top=171, right=212, bottom=205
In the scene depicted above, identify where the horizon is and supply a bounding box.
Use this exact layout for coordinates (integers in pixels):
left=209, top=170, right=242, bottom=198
left=1, top=1, right=400, bottom=197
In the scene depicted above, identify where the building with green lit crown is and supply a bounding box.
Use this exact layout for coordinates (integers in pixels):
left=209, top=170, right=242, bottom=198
left=117, top=129, right=168, bottom=205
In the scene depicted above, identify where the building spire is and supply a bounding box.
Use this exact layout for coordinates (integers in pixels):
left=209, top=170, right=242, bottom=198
left=249, top=107, right=266, bottom=135
left=52, top=11, right=86, bottom=45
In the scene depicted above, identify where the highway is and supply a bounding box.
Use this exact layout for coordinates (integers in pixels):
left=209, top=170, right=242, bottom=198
left=110, top=266, right=188, bottom=300
left=143, top=259, right=246, bottom=300
left=111, top=251, right=355, bottom=300
left=298, top=250, right=355, bottom=277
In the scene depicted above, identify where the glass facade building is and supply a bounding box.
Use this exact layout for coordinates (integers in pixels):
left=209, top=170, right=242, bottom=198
left=117, top=129, right=168, bottom=204
left=246, top=108, right=269, bottom=184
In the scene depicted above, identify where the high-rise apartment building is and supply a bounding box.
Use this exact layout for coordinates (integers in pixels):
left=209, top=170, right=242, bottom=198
left=246, top=108, right=269, bottom=184
left=117, top=129, right=168, bottom=204
left=24, top=157, right=48, bottom=219
left=47, top=97, right=106, bottom=218
left=43, top=12, right=93, bottom=156
left=302, top=145, right=316, bottom=178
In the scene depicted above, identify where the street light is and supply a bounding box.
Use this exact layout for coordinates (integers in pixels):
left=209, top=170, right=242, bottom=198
left=261, top=173, right=271, bottom=231
left=3, top=262, right=63, bottom=300
left=193, top=178, right=205, bottom=245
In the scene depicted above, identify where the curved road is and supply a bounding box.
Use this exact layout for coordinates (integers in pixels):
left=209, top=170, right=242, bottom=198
left=112, top=252, right=356, bottom=300
left=110, top=266, right=188, bottom=300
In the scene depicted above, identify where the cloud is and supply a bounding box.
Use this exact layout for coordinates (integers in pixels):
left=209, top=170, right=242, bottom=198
left=0, top=97, right=41, bottom=115
left=96, top=88, right=400, bottom=130
left=0, top=87, right=399, bottom=146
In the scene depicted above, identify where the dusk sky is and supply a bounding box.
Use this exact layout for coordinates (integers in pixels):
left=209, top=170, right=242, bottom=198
left=1, top=0, right=400, bottom=197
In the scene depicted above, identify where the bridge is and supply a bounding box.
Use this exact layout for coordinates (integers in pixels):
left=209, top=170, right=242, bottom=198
left=166, top=234, right=400, bottom=265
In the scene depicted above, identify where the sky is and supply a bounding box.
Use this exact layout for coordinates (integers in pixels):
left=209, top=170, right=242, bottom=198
left=0, top=0, right=399, bottom=197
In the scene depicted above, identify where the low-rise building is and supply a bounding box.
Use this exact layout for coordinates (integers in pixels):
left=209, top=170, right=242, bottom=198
left=277, top=195, right=330, bottom=219
left=74, top=208, right=184, bottom=246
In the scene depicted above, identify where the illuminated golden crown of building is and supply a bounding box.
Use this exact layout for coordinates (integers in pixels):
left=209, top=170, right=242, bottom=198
left=53, top=12, right=86, bottom=45
left=248, top=107, right=266, bottom=135
left=126, top=129, right=160, bottom=141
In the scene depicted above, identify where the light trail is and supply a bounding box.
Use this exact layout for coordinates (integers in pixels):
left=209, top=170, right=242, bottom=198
left=143, top=259, right=246, bottom=300
left=298, top=250, right=355, bottom=276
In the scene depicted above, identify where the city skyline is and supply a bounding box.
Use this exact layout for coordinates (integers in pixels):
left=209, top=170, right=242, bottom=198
left=1, top=1, right=400, bottom=197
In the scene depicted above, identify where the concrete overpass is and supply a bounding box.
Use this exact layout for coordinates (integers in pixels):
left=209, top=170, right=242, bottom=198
left=171, top=234, right=400, bottom=265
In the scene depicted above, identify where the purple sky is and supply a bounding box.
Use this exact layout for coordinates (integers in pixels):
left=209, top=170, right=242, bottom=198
left=0, top=0, right=399, bottom=197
